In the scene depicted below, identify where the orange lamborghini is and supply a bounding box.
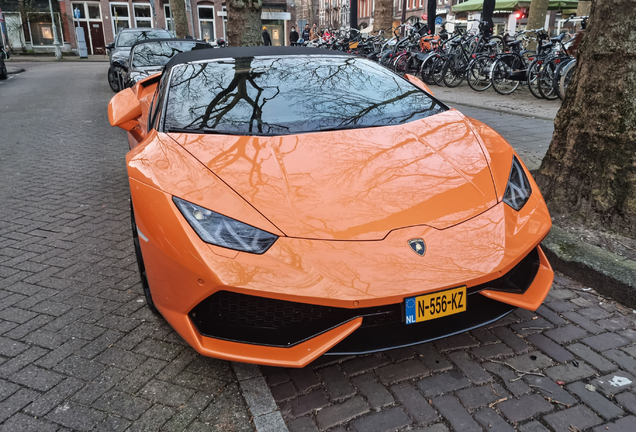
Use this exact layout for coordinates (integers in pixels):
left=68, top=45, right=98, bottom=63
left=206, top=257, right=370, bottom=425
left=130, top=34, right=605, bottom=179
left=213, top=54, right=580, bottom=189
left=108, top=47, right=553, bottom=368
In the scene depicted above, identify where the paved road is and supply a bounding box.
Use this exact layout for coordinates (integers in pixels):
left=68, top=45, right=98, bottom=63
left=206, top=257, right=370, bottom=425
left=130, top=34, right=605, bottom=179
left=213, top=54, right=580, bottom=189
left=2, top=62, right=634, bottom=432
left=0, top=62, right=253, bottom=432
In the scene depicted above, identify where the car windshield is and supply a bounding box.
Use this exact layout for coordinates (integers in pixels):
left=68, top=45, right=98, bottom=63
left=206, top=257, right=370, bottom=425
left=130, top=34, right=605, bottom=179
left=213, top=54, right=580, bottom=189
left=116, top=30, right=172, bottom=47
left=132, top=42, right=210, bottom=68
left=163, top=56, right=446, bottom=136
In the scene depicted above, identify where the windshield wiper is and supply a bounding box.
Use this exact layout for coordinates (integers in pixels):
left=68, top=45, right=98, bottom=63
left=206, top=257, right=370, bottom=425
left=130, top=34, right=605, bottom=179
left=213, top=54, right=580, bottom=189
left=165, top=127, right=228, bottom=135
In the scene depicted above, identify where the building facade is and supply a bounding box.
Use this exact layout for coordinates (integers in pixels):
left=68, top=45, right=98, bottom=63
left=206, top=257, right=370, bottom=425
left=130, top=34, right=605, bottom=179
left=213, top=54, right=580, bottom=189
left=2, top=0, right=295, bottom=54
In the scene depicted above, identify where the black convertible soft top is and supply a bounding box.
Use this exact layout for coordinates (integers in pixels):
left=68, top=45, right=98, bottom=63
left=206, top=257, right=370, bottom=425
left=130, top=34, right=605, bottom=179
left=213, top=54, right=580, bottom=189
left=165, top=46, right=352, bottom=69
left=130, top=38, right=210, bottom=51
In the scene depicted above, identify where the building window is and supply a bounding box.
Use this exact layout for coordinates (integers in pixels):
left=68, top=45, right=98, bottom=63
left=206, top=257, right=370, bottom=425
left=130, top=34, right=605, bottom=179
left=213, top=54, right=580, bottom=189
left=222, top=6, right=227, bottom=39
left=71, top=3, right=86, bottom=19
left=164, top=5, right=174, bottom=34
left=197, top=6, right=215, bottom=41
left=111, top=3, right=131, bottom=35
left=133, top=4, right=153, bottom=28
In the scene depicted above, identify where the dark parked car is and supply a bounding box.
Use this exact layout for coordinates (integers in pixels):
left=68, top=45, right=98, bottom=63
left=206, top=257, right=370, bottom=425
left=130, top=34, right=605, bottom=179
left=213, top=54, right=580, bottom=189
left=122, top=39, right=211, bottom=89
left=106, top=28, right=171, bottom=92
left=0, top=43, right=9, bottom=80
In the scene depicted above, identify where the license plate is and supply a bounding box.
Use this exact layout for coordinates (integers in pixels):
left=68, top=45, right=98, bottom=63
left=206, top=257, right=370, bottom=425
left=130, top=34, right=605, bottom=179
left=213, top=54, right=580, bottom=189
left=405, top=286, right=466, bottom=324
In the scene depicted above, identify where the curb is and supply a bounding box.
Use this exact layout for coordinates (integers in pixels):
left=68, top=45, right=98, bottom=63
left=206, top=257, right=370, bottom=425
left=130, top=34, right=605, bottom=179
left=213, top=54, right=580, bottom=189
left=438, top=99, right=556, bottom=122
left=232, top=362, right=289, bottom=432
left=8, top=58, right=109, bottom=63
left=541, top=225, right=636, bottom=308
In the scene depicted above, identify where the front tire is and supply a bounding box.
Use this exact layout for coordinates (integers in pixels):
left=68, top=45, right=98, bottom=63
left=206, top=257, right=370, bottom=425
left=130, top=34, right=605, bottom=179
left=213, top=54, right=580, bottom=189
left=108, top=66, right=120, bottom=92
left=0, top=63, right=7, bottom=80
left=130, top=203, right=158, bottom=313
left=491, top=58, right=520, bottom=95
left=467, top=57, right=492, bottom=91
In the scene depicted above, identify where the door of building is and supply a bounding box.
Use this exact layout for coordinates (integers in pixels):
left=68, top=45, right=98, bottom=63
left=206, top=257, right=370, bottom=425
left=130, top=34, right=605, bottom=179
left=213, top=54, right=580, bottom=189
left=270, top=25, right=284, bottom=46
left=71, top=2, right=105, bottom=55
left=89, top=22, right=105, bottom=54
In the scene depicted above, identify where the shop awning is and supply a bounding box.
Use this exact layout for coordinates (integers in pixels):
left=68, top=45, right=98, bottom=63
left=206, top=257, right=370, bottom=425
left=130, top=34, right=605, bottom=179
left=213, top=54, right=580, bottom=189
left=452, top=0, right=578, bottom=12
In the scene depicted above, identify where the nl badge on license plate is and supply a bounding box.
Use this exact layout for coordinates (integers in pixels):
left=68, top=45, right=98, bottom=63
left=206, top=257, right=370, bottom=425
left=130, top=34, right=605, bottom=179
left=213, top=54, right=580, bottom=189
left=405, top=286, right=467, bottom=324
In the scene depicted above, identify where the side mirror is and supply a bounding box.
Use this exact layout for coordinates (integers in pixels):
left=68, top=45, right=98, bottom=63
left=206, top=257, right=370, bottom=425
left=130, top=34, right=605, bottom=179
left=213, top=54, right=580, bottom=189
left=404, top=74, right=435, bottom=97
left=106, top=42, right=115, bottom=50
left=108, top=88, right=142, bottom=131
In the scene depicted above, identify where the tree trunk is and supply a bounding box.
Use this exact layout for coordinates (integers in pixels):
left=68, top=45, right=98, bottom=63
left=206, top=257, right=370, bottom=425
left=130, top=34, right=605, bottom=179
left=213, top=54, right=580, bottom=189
left=526, top=0, right=549, bottom=31
left=227, top=0, right=263, bottom=46
left=171, top=0, right=190, bottom=38
left=535, top=0, right=636, bottom=237
left=374, top=0, right=394, bottom=35
left=577, top=1, right=592, bottom=16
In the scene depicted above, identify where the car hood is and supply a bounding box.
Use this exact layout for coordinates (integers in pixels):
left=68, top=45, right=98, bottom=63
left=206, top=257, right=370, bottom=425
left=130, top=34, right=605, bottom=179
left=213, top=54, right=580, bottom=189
left=170, top=110, right=499, bottom=240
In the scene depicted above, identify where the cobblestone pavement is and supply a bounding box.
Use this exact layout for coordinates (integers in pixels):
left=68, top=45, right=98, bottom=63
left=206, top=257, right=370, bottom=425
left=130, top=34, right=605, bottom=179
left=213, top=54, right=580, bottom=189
left=1, top=62, right=631, bottom=432
left=266, top=275, right=636, bottom=432
left=0, top=62, right=254, bottom=432
left=432, top=82, right=561, bottom=120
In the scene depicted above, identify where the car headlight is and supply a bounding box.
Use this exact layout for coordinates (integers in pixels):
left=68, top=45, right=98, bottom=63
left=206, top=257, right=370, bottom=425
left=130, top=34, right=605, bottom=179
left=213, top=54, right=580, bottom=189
left=503, top=156, right=532, bottom=211
left=173, top=197, right=278, bottom=254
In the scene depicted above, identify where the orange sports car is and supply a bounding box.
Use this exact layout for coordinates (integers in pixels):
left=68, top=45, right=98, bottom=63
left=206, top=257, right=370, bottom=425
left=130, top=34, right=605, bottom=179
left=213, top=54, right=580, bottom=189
left=108, top=47, right=553, bottom=368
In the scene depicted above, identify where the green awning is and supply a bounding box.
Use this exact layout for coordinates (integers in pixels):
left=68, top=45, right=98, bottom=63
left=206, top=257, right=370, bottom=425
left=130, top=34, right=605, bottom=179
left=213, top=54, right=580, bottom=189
left=452, top=0, right=578, bottom=12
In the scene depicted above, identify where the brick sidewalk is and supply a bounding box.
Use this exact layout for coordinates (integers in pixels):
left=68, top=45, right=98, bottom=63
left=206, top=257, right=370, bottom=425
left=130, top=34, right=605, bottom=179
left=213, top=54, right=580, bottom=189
left=0, top=62, right=253, bottom=432
left=265, top=275, right=636, bottom=432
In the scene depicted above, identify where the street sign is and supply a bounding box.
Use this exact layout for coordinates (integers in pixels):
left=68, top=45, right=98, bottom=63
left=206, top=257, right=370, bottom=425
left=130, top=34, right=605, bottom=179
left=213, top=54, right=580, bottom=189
left=74, top=7, right=81, bottom=19
left=422, top=14, right=428, bottom=20
left=435, top=16, right=443, bottom=25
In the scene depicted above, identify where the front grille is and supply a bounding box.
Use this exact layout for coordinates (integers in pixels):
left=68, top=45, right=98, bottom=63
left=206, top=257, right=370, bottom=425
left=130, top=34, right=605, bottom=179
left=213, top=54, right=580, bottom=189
left=189, top=246, right=541, bottom=350
left=189, top=290, right=397, bottom=347
left=194, top=290, right=348, bottom=329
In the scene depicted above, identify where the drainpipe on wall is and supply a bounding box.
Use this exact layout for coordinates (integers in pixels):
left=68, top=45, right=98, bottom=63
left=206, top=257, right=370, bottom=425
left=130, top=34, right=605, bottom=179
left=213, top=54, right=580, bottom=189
left=188, top=0, right=194, bottom=38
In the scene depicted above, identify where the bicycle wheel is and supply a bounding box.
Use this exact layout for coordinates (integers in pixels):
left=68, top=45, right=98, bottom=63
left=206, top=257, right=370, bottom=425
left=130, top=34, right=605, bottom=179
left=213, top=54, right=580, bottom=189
left=432, top=56, right=447, bottom=86
left=559, top=59, right=576, bottom=100
left=393, top=54, right=408, bottom=75
left=442, top=57, right=464, bottom=87
left=552, top=58, right=573, bottom=99
left=467, top=57, right=492, bottom=92
left=538, top=60, right=559, bottom=100
left=488, top=35, right=505, bottom=54
left=527, top=59, right=544, bottom=99
left=409, top=57, right=423, bottom=75
left=420, top=54, right=438, bottom=85
left=491, top=57, right=520, bottom=95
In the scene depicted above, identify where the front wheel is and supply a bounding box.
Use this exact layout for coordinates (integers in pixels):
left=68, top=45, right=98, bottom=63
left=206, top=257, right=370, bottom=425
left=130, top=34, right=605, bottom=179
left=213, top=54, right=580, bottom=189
left=0, top=65, right=7, bottom=80
left=527, top=59, right=544, bottom=99
left=538, top=60, right=559, bottom=100
left=467, top=57, right=492, bottom=91
left=432, top=56, right=447, bottom=87
left=558, top=59, right=576, bottom=100
left=393, top=54, right=408, bottom=75
left=130, top=203, right=158, bottom=313
left=491, top=58, right=520, bottom=95
left=108, top=66, right=120, bottom=92
left=442, top=57, right=464, bottom=88
left=420, top=54, right=438, bottom=85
